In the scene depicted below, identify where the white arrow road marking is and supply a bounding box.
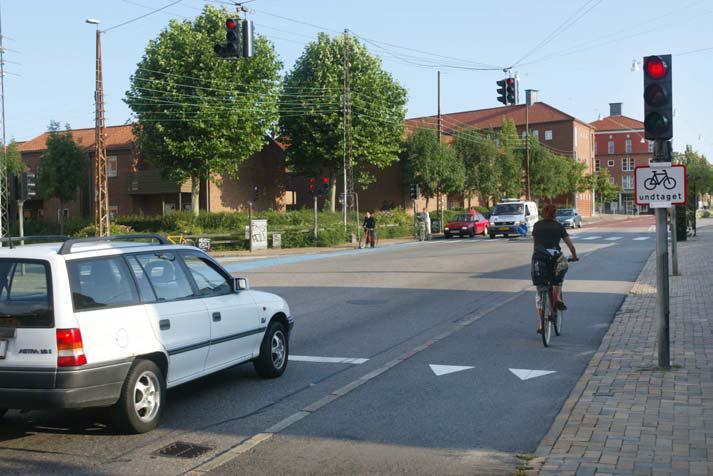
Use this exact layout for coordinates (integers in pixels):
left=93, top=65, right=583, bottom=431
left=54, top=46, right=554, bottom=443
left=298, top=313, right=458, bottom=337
left=290, top=355, right=368, bottom=364
left=582, top=236, right=601, bottom=240
left=605, top=236, right=622, bottom=241
left=509, top=368, right=557, bottom=381
left=429, top=364, right=474, bottom=376
left=633, top=237, right=650, bottom=241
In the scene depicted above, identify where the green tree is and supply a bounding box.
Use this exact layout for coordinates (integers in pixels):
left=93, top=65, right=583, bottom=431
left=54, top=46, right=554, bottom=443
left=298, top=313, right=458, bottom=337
left=5, top=140, right=27, bottom=175
left=678, top=146, right=713, bottom=200
left=453, top=128, right=499, bottom=207
left=582, top=170, right=619, bottom=211
left=125, top=5, right=282, bottom=216
left=497, top=119, right=524, bottom=199
left=281, top=32, right=407, bottom=211
left=38, top=122, right=84, bottom=234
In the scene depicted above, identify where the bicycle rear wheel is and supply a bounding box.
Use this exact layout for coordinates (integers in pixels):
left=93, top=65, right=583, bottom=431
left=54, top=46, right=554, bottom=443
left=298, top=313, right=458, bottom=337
left=540, top=289, right=552, bottom=347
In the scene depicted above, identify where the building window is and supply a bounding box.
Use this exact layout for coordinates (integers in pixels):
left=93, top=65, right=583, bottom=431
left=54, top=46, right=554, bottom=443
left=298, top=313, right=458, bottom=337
left=648, top=140, right=654, bottom=153
left=107, top=156, right=118, bottom=178
left=625, top=139, right=632, bottom=154
left=521, top=131, right=527, bottom=140
left=608, top=176, right=615, bottom=184
left=622, top=157, right=635, bottom=172
left=622, top=175, right=634, bottom=190
left=109, top=205, right=118, bottom=218
left=545, top=130, right=553, bottom=141
left=607, top=141, right=615, bottom=154
left=532, top=130, right=539, bottom=139
left=595, top=160, right=601, bottom=172
left=608, top=159, right=615, bottom=167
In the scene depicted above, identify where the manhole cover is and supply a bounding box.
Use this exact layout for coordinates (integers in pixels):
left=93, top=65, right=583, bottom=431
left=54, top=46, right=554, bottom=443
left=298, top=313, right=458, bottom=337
left=154, top=441, right=213, bottom=459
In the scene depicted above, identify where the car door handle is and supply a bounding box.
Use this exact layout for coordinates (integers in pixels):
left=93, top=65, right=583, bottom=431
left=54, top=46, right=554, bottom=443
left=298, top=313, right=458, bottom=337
left=159, top=319, right=171, bottom=331
left=212, top=312, right=222, bottom=322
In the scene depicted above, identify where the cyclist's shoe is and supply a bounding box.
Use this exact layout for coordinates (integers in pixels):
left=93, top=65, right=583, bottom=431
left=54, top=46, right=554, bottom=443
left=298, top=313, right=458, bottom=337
left=537, top=328, right=543, bottom=334
left=556, top=301, right=567, bottom=311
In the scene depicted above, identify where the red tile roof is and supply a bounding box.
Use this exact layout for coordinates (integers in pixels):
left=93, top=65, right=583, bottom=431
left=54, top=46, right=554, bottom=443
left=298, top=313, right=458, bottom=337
left=17, top=124, right=135, bottom=153
left=406, top=102, right=591, bottom=134
left=590, top=115, right=643, bottom=132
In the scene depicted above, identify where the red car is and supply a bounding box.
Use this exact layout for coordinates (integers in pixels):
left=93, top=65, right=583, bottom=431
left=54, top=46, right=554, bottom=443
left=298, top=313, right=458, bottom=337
left=444, top=211, right=490, bottom=238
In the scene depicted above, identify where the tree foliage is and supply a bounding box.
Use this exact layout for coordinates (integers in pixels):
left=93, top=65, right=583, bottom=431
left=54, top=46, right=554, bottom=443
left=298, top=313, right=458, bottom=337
left=280, top=32, right=407, bottom=210
left=38, top=122, right=85, bottom=233
left=582, top=169, right=620, bottom=208
left=676, top=145, right=713, bottom=198
left=125, top=5, right=282, bottom=215
left=402, top=127, right=464, bottom=206
left=453, top=128, right=500, bottom=207
left=5, top=140, right=26, bottom=175
left=496, top=119, right=524, bottom=199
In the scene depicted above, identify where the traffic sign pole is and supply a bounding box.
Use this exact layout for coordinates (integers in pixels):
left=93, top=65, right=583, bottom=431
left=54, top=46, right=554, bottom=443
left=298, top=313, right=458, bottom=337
left=670, top=205, right=679, bottom=276
left=653, top=139, right=671, bottom=369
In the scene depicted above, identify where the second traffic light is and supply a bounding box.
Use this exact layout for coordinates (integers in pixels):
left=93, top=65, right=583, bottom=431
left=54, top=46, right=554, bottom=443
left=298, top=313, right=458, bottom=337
left=214, top=18, right=255, bottom=59
left=496, top=77, right=516, bottom=106
left=22, top=172, right=37, bottom=201
left=409, top=183, right=420, bottom=200
left=643, top=54, right=673, bottom=141
left=309, top=177, right=330, bottom=196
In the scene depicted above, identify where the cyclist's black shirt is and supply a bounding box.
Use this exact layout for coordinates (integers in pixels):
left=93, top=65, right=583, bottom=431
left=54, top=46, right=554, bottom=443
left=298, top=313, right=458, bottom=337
left=363, top=216, right=376, bottom=229
left=533, top=219, right=568, bottom=250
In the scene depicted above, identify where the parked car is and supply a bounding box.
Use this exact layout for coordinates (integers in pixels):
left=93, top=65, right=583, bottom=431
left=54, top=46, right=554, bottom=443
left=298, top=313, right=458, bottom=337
left=444, top=211, right=490, bottom=238
left=488, top=199, right=539, bottom=238
left=0, top=235, right=293, bottom=433
left=556, top=208, right=582, bottom=228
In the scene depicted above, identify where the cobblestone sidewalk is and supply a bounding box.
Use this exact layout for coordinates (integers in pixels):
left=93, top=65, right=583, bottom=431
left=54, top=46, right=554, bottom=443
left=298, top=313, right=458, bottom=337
left=532, top=224, right=713, bottom=475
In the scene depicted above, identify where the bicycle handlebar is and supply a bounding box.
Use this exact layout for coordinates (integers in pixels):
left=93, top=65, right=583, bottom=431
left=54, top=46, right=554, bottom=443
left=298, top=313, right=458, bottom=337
left=567, top=257, right=579, bottom=262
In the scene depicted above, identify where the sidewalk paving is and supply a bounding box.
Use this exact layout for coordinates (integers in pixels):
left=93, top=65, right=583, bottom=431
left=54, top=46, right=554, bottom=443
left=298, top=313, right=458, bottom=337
left=531, top=221, right=713, bottom=475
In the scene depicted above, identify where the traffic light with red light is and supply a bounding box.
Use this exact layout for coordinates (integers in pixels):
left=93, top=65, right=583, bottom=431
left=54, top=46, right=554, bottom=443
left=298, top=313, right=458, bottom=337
left=214, top=18, right=241, bottom=59
left=496, top=78, right=517, bottom=106
left=320, top=176, right=329, bottom=196
left=643, top=54, right=672, bottom=140
left=308, top=177, right=316, bottom=196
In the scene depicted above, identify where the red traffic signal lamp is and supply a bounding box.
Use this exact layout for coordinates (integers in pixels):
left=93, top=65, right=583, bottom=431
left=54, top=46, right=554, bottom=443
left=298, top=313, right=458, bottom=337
left=643, top=54, right=672, bottom=140
left=214, top=18, right=241, bottom=58
left=308, top=177, right=316, bottom=195
left=320, top=176, right=329, bottom=196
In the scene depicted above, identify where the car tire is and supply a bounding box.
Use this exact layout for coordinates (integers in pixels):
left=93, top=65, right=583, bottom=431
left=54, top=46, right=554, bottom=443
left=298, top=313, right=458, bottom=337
left=578, top=221, right=582, bottom=229
left=483, top=226, right=489, bottom=236
left=469, top=229, right=475, bottom=238
left=254, top=321, right=289, bottom=379
left=112, top=359, right=165, bottom=434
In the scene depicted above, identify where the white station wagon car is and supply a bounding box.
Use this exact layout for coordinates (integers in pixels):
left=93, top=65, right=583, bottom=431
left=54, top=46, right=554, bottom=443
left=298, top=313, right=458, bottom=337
left=0, top=235, right=293, bottom=433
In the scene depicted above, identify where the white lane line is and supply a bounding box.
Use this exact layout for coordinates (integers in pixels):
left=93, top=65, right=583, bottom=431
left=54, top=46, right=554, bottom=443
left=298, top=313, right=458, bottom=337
left=582, top=236, right=601, bottom=240
left=509, top=368, right=557, bottom=381
left=429, top=364, right=474, bottom=376
left=290, top=355, right=368, bottom=364
left=605, top=236, right=622, bottom=241
left=633, top=237, right=650, bottom=241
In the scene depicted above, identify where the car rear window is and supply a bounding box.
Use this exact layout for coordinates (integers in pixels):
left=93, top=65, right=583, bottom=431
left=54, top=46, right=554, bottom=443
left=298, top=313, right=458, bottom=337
left=0, top=259, right=53, bottom=328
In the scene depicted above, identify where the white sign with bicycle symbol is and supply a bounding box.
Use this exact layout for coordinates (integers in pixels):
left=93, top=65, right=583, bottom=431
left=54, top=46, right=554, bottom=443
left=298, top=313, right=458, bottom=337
left=635, top=165, right=686, bottom=208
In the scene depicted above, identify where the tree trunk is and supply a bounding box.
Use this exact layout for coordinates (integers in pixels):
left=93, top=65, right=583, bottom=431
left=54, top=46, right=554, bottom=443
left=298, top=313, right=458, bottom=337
left=191, top=176, right=200, bottom=217
left=59, top=199, right=65, bottom=235
left=467, top=191, right=472, bottom=210
left=425, top=197, right=429, bottom=209
left=330, top=170, right=337, bottom=213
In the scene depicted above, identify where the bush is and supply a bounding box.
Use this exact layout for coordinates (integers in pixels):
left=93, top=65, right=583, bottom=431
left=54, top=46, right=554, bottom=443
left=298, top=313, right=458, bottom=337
left=74, top=224, right=135, bottom=237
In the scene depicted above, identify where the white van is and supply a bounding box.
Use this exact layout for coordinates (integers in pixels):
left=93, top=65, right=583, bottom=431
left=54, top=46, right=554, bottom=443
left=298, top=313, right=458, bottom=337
left=488, top=199, right=539, bottom=238
left=0, top=235, right=292, bottom=433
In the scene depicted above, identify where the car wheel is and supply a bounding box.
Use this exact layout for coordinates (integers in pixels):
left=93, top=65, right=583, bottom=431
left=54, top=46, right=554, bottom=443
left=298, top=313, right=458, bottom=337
left=254, top=321, right=289, bottom=379
left=578, top=221, right=582, bottom=229
left=112, top=359, right=165, bottom=434
left=483, top=226, right=489, bottom=236
left=469, top=228, right=475, bottom=238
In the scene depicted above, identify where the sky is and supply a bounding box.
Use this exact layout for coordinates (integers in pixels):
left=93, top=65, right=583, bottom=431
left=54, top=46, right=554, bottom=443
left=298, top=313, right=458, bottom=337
left=2, top=0, right=712, bottom=161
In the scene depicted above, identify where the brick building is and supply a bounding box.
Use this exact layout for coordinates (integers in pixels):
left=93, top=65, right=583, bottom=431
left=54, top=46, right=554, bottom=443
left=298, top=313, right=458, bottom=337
left=404, top=92, right=596, bottom=216
left=590, top=103, right=653, bottom=214
left=17, top=125, right=293, bottom=221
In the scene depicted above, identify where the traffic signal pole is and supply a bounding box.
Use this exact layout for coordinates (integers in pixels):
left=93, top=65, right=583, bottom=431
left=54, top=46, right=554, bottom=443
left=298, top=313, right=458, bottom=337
left=655, top=200, right=671, bottom=368
left=313, top=196, right=318, bottom=240
left=670, top=206, right=679, bottom=276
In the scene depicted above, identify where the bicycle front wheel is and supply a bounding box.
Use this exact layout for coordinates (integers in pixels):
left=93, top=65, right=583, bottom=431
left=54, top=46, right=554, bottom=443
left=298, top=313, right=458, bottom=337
left=554, top=289, right=564, bottom=336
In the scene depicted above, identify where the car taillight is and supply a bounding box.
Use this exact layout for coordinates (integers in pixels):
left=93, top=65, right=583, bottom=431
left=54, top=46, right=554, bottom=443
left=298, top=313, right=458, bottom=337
left=56, top=328, right=87, bottom=367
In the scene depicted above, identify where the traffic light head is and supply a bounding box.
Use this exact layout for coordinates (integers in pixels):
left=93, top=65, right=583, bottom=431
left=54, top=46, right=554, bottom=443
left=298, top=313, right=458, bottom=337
left=409, top=183, right=420, bottom=200
left=252, top=185, right=259, bottom=202
left=215, top=18, right=241, bottom=58
left=21, top=172, right=37, bottom=201
left=241, top=20, right=254, bottom=58
left=496, top=79, right=507, bottom=105
left=308, top=177, right=316, bottom=195
left=643, top=54, right=672, bottom=140
left=505, top=78, right=516, bottom=105
left=320, top=176, right=329, bottom=196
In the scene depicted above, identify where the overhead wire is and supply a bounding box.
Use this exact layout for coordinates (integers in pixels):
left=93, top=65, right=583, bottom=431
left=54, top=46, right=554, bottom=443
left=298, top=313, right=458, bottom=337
left=103, top=0, right=186, bottom=33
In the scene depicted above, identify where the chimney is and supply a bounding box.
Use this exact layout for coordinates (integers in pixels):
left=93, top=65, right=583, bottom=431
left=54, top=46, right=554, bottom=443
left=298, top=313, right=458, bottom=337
left=609, top=102, right=622, bottom=116
left=526, top=89, right=538, bottom=106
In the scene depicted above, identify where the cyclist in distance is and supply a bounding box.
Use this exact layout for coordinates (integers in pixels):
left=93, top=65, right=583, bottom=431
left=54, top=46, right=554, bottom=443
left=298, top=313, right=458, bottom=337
left=533, top=204, right=578, bottom=332
left=363, top=211, right=376, bottom=248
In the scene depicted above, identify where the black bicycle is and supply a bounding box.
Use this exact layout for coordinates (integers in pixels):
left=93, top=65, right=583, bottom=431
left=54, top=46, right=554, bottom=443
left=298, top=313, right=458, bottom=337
left=537, top=257, right=578, bottom=347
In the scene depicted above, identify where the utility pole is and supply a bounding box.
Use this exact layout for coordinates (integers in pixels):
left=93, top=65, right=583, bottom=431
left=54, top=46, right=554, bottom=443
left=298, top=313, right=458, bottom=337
left=0, top=4, right=9, bottom=244
left=437, top=70, right=444, bottom=228
left=342, top=29, right=351, bottom=229
left=525, top=99, right=531, bottom=201
left=88, top=19, right=110, bottom=236
left=313, top=196, right=318, bottom=239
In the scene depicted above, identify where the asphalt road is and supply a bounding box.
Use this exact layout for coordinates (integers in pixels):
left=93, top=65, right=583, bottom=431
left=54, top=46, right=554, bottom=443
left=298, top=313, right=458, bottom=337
left=0, top=216, right=656, bottom=475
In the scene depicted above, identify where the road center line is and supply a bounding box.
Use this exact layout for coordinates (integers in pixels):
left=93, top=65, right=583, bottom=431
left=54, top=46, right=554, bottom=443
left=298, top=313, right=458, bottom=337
left=605, top=236, right=622, bottom=241
left=290, top=355, right=368, bottom=364
left=582, top=236, right=601, bottom=240
left=633, top=237, right=650, bottom=241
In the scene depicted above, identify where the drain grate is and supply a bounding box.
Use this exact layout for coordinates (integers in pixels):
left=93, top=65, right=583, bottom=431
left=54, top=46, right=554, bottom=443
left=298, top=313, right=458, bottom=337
left=154, top=441, right=213, bottom=459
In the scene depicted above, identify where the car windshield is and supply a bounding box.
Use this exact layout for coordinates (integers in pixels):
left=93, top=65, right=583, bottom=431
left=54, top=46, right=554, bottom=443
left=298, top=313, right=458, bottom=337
left=557, top=209, right=574, bottom=216
left=452, top=214, right=473, bottom=222
left=493, top=204, right=523, bottom=215
left=0, top=259, right=53, bottom=328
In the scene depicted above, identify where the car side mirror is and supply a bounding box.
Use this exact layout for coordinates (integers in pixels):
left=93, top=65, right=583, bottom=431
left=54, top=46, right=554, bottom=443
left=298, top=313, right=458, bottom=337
left=234, top=277, right=249, bottom=291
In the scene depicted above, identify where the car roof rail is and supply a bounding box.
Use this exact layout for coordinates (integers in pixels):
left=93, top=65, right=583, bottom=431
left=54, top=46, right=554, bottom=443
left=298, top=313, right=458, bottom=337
left=58, top=234, right=169, bottom=255
left=0, top=235, right=70, bottom=249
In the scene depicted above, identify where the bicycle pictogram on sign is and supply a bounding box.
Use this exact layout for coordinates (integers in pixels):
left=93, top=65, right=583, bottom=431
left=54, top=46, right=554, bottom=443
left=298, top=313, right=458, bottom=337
left=643, top=169, right=676, bottom=191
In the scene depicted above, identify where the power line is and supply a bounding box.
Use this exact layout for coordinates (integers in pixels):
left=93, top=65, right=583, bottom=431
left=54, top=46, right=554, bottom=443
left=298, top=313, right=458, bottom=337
left=103, top=0, right=186, bottom=33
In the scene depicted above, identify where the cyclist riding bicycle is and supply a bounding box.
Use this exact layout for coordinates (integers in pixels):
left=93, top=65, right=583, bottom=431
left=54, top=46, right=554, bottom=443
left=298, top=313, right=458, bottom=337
left=363, top=211, right=376, bottom=248
left=532, top=204, right=578, bottom=334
